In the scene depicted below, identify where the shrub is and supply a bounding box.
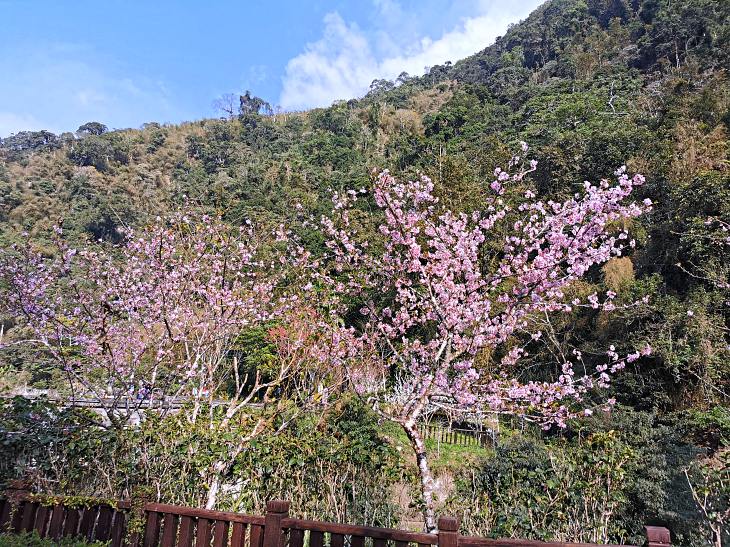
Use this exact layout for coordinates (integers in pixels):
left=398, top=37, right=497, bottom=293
left=0, top=532, right=106, bottom=546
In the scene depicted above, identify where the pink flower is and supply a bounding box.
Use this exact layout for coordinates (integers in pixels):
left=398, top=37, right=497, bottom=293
left=318, top=148, right=649, bottom=431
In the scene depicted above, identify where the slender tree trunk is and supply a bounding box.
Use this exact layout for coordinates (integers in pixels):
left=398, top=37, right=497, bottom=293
left=205, top=478, right=220, bottom=510
left=711, top=524, right=722, bottom=547
left=205, top=460, right=228, bottom=509
left=402, top=420, right=438, bottom=533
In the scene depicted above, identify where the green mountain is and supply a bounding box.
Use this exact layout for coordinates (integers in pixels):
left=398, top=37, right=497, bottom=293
left=1, top=0, right=728, bottom=544
left=2, top=0, right=727, bottom=404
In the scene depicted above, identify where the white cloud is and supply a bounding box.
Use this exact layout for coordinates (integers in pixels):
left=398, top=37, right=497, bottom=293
left=279, top=0, right=543, bottom=111
left=279, top=13, right=379, bottom=111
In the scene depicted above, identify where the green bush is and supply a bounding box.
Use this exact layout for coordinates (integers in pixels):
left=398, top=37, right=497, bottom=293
left=449, top=408, right=711, bottom=546
left=0, top=396, right=403, bottom=527
left=0, top=532, right=107, bottom=547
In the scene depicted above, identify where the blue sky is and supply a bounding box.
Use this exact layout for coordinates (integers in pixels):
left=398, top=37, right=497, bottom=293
left=0, top=0, right=543, bottom=137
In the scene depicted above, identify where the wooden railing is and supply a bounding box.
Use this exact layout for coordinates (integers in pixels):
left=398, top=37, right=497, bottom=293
left=142, top=502, right=265, bottom=547
left=281, top=505, right=439, bottom=547
left=0, top=491, right=672, bottom=547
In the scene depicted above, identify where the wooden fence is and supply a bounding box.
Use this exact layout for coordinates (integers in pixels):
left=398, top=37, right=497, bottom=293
left=0, top=491, right=672, bottom=547
left=418, top=423, right=494, bottom=448
left=0, top=492, right=130, bottom=545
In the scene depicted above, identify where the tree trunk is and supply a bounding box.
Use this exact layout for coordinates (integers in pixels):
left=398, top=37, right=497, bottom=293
left=205, top=460, right=228, bottom=509
left=711, top=524, right=722, bottom=547
left=402, top=420, right=438, bottom=533
left=205, top=477, right=220, bottom=510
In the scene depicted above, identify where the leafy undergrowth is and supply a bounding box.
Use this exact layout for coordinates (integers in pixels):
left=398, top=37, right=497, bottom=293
left=0, top=532, right=108, bottom=546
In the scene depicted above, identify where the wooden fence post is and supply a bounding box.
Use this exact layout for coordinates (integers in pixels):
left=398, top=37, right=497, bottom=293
left=3, top=480, right=31, bottom=534
left=263, top=500, right=290, bottom=547
left=645, top=526, right=671, bottom=547
left=437, top=516, right=459, bottom=547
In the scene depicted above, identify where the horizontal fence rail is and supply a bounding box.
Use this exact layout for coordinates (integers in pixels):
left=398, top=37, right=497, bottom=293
left=0, top=392, right=263, bottom=411
left=281, top=515, right=440, bottom=547
left=0, top=490, right=671, bottom=547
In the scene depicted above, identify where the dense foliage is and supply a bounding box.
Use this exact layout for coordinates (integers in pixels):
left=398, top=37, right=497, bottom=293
left=0, top=0, right=728, bottom=544
left=0, top=396, right=403, bottom=527
left=0, top=532, right=106, bottom=547
left=448, top=407, right=727, bottom=545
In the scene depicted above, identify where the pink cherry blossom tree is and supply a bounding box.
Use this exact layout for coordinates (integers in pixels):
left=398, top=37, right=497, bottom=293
left=322, top=146, right=653, bottom=531
left=0, top=211, right=351, bottom=508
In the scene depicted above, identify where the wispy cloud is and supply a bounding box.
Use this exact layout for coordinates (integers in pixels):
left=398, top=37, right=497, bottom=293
left=279, top=0, right=542, bottom=111
left=0, top=112, right=57, bottom=137
left=0, top=43, right=183, bottom=137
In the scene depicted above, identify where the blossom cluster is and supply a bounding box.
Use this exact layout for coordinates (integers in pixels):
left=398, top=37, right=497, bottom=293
left=323, top=151, right=652, bottom=425
left=0, top=212, right=339, bottom=419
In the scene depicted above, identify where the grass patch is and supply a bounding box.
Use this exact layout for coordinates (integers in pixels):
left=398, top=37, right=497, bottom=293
left=382, top=422, right=493, bottom=474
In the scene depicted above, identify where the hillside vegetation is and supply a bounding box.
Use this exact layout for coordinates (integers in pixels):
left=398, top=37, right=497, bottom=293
left=0, top=0, right=728, bottom=545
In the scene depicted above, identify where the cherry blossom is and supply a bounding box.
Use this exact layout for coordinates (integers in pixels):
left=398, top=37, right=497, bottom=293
left=322, top=151, right=652, bottom=531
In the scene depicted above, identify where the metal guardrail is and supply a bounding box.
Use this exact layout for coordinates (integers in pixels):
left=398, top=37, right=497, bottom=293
left=0, top=392, right=262, bottom=410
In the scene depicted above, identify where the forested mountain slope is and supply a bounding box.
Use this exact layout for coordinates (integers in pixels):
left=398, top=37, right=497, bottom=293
left=0, top=0, right=728, bottom=544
